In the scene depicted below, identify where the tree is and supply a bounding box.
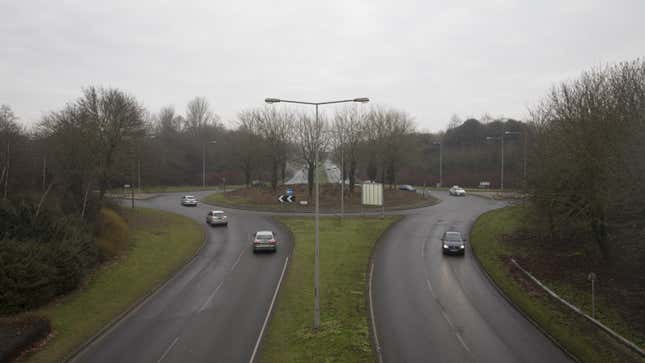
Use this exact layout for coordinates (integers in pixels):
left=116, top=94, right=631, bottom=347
left=295, top=111, right=328, bottom=197
left=332, top=106, right=365, bottom=193
left=528, top=59, right=645, bottom=262
left=185, top=97, right=219, bottom=137
left=41, top=87, right=146, bottom=214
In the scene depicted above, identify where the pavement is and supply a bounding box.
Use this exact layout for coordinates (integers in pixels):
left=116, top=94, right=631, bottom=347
left=72, top=189, right=572, bottom=363
left=371, top=191, right=571, bottom=363
left=71, top=191, right=292, bottom=363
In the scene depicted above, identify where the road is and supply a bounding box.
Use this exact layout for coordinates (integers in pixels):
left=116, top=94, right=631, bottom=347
left=71, top=191, right=292, bottom=363
left=372, top=191, right=571, bottom=363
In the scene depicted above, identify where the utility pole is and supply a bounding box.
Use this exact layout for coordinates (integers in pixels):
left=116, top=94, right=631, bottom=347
left=42, top=155, right=47, bottom=191
left=3, top=142, right=9, bottom=200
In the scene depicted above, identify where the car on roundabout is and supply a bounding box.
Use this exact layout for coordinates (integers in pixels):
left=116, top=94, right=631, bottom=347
left=449, top=185, right=466, bottom=196
left=441, top=231, right=466, bottom=255
left=206, top=210, right=228, bottom=226
left=399, top=184, right=417, bottom=192
left=252, top=230, right=278, bottom=253
left=181, top=195, right=198, bottom=206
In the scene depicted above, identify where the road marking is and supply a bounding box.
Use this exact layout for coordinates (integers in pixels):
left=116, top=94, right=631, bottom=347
left=249, top=255, right=289, bottom=363
left=440, top=309, right=455, bottom=330
left=369, top=263, right=384, bottom=363
left=199, top=280, right=225, bottom=312
left=456, top=332, right=471, bottom=353
left=425, top=279, right=437, bottom=299
left=231, top=246, right=248, bottom=271
left=157, top=336, right=179, bottom=363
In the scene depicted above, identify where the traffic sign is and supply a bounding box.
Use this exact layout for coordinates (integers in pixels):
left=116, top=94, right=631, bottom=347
left=278, top=194, right=296, bottom=203
left=286, top=188, right=294, bottom=196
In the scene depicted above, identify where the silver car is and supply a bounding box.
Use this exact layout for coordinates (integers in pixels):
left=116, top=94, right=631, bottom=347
left=449, top=185, right=466, bottom=196
left=181, top=195, right=198, bottom=206
left=441, top=231, right=466, bottom=255
left=206, top=210, right=228, bottom=226
left=252, top=230, right=277, bottom=253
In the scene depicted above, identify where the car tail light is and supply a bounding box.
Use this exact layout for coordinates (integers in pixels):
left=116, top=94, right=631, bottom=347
left=269, top=239, right=276, bottom=244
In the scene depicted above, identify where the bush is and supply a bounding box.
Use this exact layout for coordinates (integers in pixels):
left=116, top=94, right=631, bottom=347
left=95, top=208, right=129, bottom=260
left=0, top=203, right=99, bottom=315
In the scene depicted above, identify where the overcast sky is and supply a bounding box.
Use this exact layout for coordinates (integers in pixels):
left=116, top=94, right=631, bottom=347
left=1, top=0, right=644, bottom=131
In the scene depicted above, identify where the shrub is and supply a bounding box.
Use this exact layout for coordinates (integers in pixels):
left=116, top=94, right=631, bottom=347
left=95, top=208, right=130, bottom=260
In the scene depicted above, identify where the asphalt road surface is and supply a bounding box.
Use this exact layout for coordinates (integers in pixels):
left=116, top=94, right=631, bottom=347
left=372, top=191, right=572, bottom=363
left=72, top=189, right=571, bottom=363
left=71, top=191, right=292, bottom=363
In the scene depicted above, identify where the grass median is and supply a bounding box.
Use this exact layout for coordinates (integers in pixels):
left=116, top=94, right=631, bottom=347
left=261, top=216, right=399, bottom=363
left=24, top=208, right=204, bottom=363
left=470, top=206, right=643, bottom=363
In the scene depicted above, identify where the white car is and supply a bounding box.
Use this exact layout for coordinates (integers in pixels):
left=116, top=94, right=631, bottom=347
left=252, top=230, right=278, bottom=253
left=206, top=210, right=228, bottom=226
left=181, top=195, right=198, bottom=206
left=449, top=186, right=466, bottom=196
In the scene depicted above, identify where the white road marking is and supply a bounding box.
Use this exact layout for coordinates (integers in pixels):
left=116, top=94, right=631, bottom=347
left=157, top=336, right=179, bottom=363
left=369, top=263, right=384, bottom=363
left=425, top=279, right=437, bottom=299
left=456, top=332, right=471, bottom=353
left=440, top=309, right=455, bottom=330
left=249, top=256, right=290, bottom=363
left=199, top=280, right=225, bottom=312
left=231, top=246, right=248, bottom=271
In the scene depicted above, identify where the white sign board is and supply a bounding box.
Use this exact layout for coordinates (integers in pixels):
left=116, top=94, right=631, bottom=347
left=362, top=183, right=383, bottom=206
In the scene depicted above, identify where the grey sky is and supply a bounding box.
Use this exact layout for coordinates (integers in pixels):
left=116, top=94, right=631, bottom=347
left=1, top=0, right=644, bottom=131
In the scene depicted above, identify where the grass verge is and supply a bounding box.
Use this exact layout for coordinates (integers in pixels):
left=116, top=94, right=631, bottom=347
left=470, top=206, right=642, bottom=363
left=261, top=216, right=399, bottom=363
left=23, top=208, right=204, bottom=363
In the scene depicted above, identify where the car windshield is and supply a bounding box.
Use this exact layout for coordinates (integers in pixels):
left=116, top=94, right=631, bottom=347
left=256, top=234, right=273, bottom=240
left=445, top=233, right=462, bottom=242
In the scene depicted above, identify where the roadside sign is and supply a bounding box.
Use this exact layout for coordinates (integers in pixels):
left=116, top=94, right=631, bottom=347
left=124, top=184, right=131, bottom=188
left=362, top=183, right=383, bottom=206
left=286, top=188, right=294, bottom=196
left=278, top=194, right=296, bottom=203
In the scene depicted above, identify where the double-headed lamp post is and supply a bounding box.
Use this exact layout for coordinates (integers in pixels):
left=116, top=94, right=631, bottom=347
left=432, top=139, right=443, bottom=187
left=265, top=97, right=369, bottom=330
left=202, top=140, right=217, bottom=188
left=504, top=130, right=527, bottom=182
left=486, top=135, right=505, bottom=192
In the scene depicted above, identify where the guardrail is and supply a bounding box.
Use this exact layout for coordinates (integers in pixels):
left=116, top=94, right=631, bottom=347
left=510, top=258, right=645, bottom=358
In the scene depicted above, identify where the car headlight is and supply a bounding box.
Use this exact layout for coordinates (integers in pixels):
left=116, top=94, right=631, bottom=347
left=443, top=244, right=448, bottom=249
left=459, top=245, right=465, bottom=249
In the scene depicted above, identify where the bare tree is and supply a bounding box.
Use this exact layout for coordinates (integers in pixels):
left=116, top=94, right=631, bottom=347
left=185, top=97, right=220, bottom=137
left=333, top=105, right=365, bottom=193
left=295, top=111, right=329, bottom=197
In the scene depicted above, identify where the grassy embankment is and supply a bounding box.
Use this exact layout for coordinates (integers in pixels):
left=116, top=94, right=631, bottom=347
left=260, top=216, right=399, bottom=363
left=24, top=208, right=204, bottom=363
left=470, top=206, right=643, bottom=363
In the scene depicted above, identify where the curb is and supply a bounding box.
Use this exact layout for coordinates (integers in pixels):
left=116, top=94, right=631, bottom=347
left=63, top=211, right=208, bottom=363
left=468, top=213, right=580, bottom=363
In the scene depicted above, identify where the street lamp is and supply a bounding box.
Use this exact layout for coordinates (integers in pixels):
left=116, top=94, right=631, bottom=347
left=504, top=130, right=527, bottom=182
left=432, top=139, right=443, bottom=187
left=265, top=96, right=369, bottom=330
left=202, top=140, right=217, bottom=188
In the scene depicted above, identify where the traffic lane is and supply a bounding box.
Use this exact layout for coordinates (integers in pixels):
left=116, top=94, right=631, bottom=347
left=373, top=193, right=571, bottom=363
left=373, top=215, right=471, bottom=363
left=159, top=219, right=291, bottom=363
left=73, top=195, right=292, bottom=363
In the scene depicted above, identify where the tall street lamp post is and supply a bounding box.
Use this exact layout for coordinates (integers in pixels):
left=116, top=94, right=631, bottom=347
left=202, top=140, right=217, bottom=188
left=504, top=130, right=527, bottom=182
left=432, top=139, right=443, bottom=187
left=265, top=97, right=369, bottom=329
left=486, top=135, right=505, bottom=192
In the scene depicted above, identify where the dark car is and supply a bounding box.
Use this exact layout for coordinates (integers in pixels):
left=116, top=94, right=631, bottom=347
left=441, top=231, right=466, bottom=255
left=399, top=184, right=416, bottom=192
